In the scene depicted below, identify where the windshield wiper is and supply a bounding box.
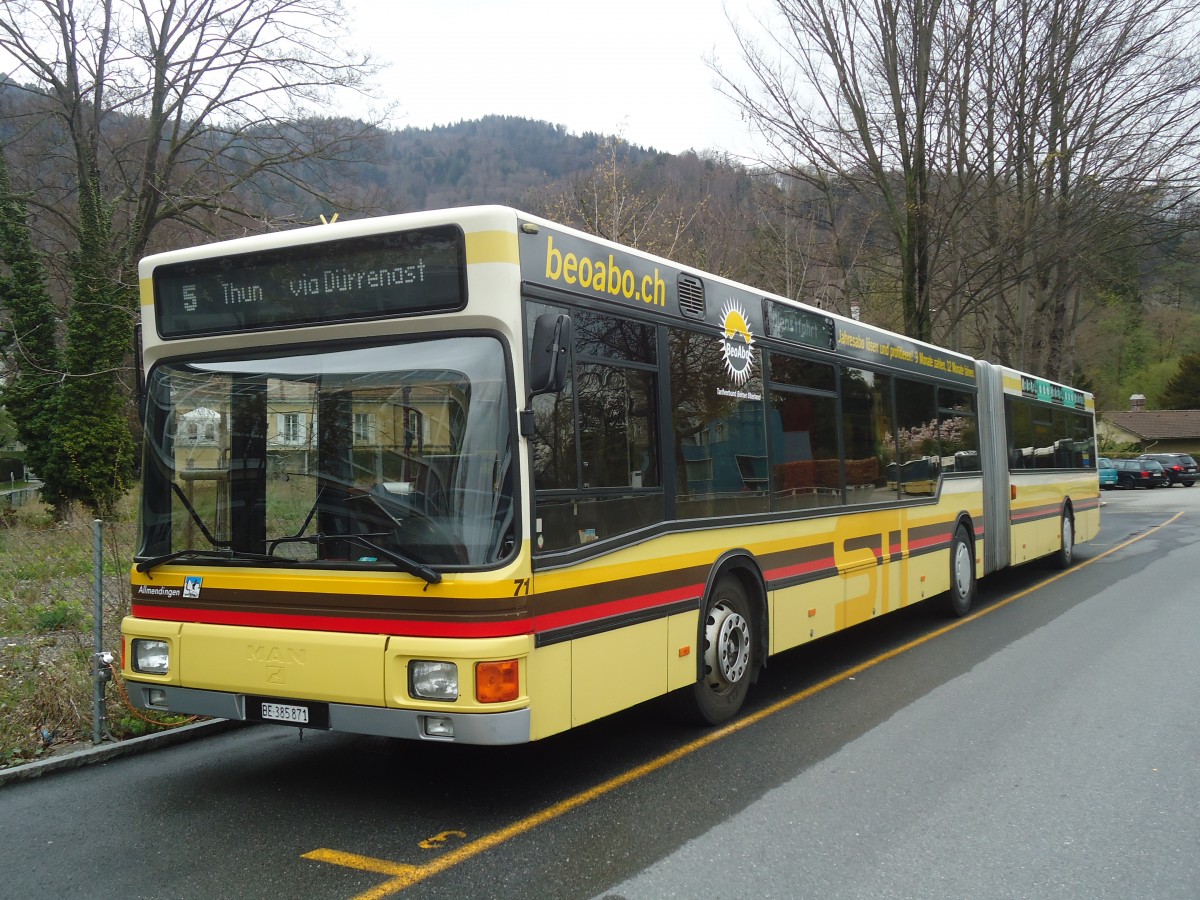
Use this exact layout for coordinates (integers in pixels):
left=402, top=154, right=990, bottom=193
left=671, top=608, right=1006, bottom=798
left=338, top=533, right=442, bottom=585
left=269, top=532, right=442, bottom=586
left=136, top=548, right=280, bottom=575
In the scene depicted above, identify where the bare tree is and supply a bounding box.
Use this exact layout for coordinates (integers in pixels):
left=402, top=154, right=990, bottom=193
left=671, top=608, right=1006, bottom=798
left=982, top=0, right=1200, bottom=378
left=717, top=0, right=972, bottom=343
left=0, top=0, right=386, bottom=269
left=744, top=169, right=882, bottom=321
left=718, top=0, right=1200, bottom=380
left=0, top=0, right=385, bottom=513
left=530, top=135, right=704, bottom=261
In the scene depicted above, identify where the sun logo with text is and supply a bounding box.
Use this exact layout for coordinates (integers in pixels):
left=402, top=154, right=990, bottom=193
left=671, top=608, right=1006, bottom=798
left=719, top=299, right=755, bottom=387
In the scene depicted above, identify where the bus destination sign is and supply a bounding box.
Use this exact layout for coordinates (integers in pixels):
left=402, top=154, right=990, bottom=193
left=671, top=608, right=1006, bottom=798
left=153, top=226, right=466, bottom=338
left=765, top=302, right=836, bottom=351
left=1021, top=374, right=1085, bottom=408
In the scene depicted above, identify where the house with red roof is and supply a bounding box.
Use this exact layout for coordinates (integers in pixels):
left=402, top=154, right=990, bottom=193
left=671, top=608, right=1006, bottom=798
left=1098, top=395, right=1200, bottom=454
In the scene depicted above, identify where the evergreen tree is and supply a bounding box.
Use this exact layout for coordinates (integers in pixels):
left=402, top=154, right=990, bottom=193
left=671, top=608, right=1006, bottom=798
left=1158, top=353, right=1200, bottom=410
left=54, top=171, right=136, bottom=515
left=0, top=149, right=65, bottom=508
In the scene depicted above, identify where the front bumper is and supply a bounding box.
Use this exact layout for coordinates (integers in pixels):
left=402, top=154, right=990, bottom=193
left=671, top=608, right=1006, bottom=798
left=128, top=683, right=531, bottom=745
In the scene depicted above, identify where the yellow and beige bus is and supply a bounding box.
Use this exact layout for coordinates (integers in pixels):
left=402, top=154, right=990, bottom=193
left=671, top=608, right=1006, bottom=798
left=121, top=206, right=1099, bottom=743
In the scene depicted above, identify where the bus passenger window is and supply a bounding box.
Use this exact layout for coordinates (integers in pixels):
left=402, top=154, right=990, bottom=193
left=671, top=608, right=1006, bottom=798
left=527, top=300, right=665, bottom=553
left=769, top=389, right=840, bottom=510
left=530, top=380, right=576, bottom=489
left=841, top=367, right=895, bottom=505
left=670, top=326, right=768, bottom=519
left=577, top=364, right=658, bottom=489
left=894, top=378, right=939, bottom=495
left=938, top=387, right=979, bottom=472
left=767, top=352, right=841, bottom=510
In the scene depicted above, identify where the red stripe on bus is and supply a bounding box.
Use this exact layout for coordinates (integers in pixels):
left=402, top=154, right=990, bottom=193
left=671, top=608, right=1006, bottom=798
left=1010, top=504, right=1060, bottom=524
left=908, top=531, right=952, bottom=552
left=131, top=603, right=532, bottom=638
left=763, top=556, right=837, bottom=581
left=530, top=583, right=703, bottom=632
left=133, top=583, right=706, bottom=639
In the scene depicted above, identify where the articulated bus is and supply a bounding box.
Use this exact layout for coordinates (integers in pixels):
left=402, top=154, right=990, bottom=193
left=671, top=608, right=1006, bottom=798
left=121, top=206, right=1099, bottom=744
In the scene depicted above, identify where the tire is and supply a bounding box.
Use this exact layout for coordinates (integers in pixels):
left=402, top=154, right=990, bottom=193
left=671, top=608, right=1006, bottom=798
left=940, top=523, right=976, bottom=617
left=1119, top=475, right=1133, bottom=489
left=1184, top=481, right=1195, bottom=487
left=681, top=577, right=756, bottom=725
left=1054, top=509, right=1075, bottom=570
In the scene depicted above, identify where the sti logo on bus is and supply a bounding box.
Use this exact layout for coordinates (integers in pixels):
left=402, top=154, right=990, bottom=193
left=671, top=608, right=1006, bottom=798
left=720, top=299, right=755, bottom=386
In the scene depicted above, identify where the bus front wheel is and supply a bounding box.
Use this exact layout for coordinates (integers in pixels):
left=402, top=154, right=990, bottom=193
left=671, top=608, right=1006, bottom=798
left=683, top=577, right=755, bottom=725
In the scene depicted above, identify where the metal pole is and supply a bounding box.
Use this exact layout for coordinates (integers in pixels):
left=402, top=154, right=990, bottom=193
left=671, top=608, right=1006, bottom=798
left=92, top=518, right=105, bottom=745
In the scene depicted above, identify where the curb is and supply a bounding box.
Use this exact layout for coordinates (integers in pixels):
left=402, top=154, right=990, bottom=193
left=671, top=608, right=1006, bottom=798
left=0, top=718, right=241, bottom=787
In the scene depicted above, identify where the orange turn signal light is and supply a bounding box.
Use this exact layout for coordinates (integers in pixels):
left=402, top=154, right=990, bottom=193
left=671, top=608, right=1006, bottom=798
left=476, top=659, right=520, bottom=703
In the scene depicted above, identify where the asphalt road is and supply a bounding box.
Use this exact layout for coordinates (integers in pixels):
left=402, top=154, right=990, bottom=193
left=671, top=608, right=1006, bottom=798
left=1, top=484, right=1195, bottom=900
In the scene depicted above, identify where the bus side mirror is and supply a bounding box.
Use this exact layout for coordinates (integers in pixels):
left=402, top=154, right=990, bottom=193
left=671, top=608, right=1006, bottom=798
left=528, top=313, right=572, bottom=397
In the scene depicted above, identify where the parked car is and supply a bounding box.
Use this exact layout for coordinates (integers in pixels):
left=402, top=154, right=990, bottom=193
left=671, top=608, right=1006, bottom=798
left=1097, top=457, right=1118, bottom=489
left=1111, top=458, right=1169, bottom=489
left=1136, top=452, right=1199, bottom=487
left=1143, top=459, right=1170, bottom=487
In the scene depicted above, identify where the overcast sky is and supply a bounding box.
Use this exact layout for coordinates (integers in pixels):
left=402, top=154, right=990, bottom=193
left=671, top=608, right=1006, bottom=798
left=343, top=0, right=773, bottom=158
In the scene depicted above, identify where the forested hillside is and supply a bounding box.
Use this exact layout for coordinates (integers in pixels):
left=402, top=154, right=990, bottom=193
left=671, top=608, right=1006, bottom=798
left=4, top=96, right=1199, bottom=417
left=4, top=0, right=1200, bottom=515
left=4, top=88, right=1200, bottom=420
left=338, top=116, right=1200, bottom=416
left=252, top=116, right=657, bottom=219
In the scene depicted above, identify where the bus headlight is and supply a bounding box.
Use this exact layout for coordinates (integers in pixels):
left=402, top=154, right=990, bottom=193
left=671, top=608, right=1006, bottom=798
left=132, top=639, right=170, bottom=675
left=409, top=660, right=458, bottom=701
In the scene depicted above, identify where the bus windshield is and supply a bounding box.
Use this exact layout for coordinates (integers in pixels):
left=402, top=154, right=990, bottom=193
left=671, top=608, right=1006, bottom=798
left=138, top=336, right=515, bottom=571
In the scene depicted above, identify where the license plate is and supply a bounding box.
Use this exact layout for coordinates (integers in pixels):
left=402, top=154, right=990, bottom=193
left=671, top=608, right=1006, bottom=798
left=260, top=701, right=309, bottom=724
left=246, top=695, right=330, bottom=728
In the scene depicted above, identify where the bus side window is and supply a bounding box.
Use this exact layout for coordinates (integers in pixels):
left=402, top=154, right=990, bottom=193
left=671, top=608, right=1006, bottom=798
left=669, top=325, right=768, bottom=519
left=840, top=366, right=894, bottom=504
left=529, top=305, right=665, bottom=552
left=894, top=377, right=939, bottom=494
left=577, top=364, right=658, bottom=490
left=937, top=387, right=978, bottom=473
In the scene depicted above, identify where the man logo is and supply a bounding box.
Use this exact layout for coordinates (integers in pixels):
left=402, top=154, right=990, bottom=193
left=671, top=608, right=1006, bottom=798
left=720, top=299, right=755, bottom=387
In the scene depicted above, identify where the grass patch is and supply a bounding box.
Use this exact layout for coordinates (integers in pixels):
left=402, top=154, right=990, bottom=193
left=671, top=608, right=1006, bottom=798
left=0, top=495, right=154, bottom=767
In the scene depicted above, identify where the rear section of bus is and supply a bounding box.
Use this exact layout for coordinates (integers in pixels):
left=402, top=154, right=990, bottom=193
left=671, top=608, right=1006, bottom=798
left=975, top=360, right=1099, bottom=574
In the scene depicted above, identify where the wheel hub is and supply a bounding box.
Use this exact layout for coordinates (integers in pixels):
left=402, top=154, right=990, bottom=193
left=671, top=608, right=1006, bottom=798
left=703, top=600, right=750, bottom=689
left=954, top=541, right=972, bottom=597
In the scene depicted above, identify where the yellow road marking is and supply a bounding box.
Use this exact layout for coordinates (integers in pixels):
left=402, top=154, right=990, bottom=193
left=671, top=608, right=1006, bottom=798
left=306, top=512, right=1183, bottom=896
left=418, top=831, right=466, bottom=850
left=302, top=848, right=418, bottom=878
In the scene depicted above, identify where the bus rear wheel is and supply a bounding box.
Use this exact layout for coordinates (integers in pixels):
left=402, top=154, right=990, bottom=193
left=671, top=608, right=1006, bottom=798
left=682, top=577, right=755, bottom=725
left=940, top=524, right=976, bottom=618
left=1054, top=510, right=1075, bottom=569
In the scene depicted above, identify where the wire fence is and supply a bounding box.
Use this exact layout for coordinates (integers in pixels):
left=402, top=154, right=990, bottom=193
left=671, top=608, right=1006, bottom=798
left=0, top=492, right=154, bottom=768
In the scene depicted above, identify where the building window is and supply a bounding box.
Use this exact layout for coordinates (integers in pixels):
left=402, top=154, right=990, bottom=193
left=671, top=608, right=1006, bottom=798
left=279, top=413, right=306, bottom=445
left=353, top=413, right=375, bottom=445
